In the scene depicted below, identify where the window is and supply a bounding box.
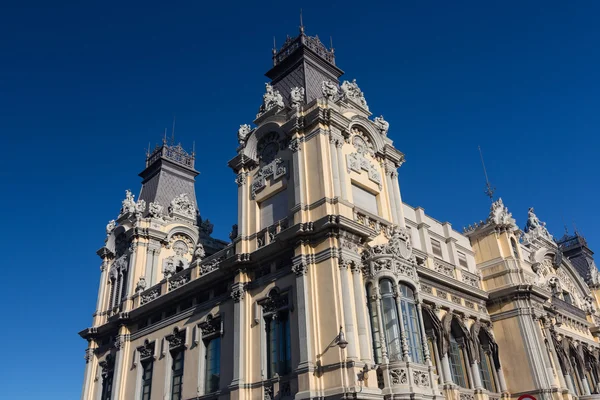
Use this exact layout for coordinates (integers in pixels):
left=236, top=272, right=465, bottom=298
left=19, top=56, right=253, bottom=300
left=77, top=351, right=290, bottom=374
left=457, top=252, right=468, bottom=269
left=267, top=312, right=291, bottom=377
left=448, top=335, right=468, bottom=388
left=563, top=292, right=573, bottom=305
left=511, top=238, right=520, bottom=259
left=101, top=373, right=114, bottom=400
left=171, top=350, right=185, bottom=400
left=431, top=239, right=443, bottom=258
left=352, top=183, right=378, bottom=215
left=99, top=356, right=115, bottom=400
left=479, top=348, right=496, bottom=392
left=399, top=284, right=423, bottom=363
left=380, top=279, right=402, bottom=361
left=260, top=190, right=288, bottom=229
left=205, top=337, right=221, bottom=393
left=140, top=360, right=153, bottom=400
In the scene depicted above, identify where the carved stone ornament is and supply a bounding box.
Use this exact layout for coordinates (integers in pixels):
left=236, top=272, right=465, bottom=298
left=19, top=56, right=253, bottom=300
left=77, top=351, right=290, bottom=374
left=370, top=226, right=414, bottom=261
left=168, top=272, right=190, bottom=291
left=235, top=172, right=246, bottom=186
left=109, top=255, right=129, bottom=280
left=238, top=124, right=252, bottom=146
left=390, top=368, right=407, bottom=385
left=193, top=244, right=205, bottom=260
left=292, top=263, right=309, bottom=276
left=523, top=207, right=553, bottom=244
left=346, top=133, right=381, bottom=187
left=374, top=115, right=389, bottom=136
left=148, top=202, right=164, bottom=218
left=169, top=193, right=196, bottom=219
left=99, top=355, right=115, bottom=379
left=199, top=217, right=214, bottom=235
left=229, top=224, right=238, bottom=241
left=340, top=79, right=369, bottom=110
left=257, top=83, right=284, bottom=118
left=106, top=220, right=116, bottom=236
left=138, top=341, right=155, bottom=361
left=140, top=287, right=160, bottom=305
left=135, top=199, right=146, bottom=215
left=163, top=243, right=190, bottom=279
left=321, top=80, right=338, bottom=100
left=412, top=370, right=429, bottom=387
left=166, top=329, right=186, bottom=350
left=589, top=262, right=600, bottom=286
left=231, top=283, right=246, bottom=302
left=199, top=315, right=221, bottom=337
left=120, top=189, right=137, bottom=215
left=584, top=296, right=596, bottom=315
left=135, top=276, right=147, bottom=292
left=290, top=86, right=305, bottom=109
left=251, top=158, right=287, bottom=199
left=200, top=258, right=220, bottom=275
left=487, top=198, right=517, bottom=231
left=260, top=289, right=290, bottom=316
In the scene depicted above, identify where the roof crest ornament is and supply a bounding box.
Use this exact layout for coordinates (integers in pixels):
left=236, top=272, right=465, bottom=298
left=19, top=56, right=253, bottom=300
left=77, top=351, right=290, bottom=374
left=340, top=79, right=369, bottom=111
left=522, top=207, right=553, bottom=244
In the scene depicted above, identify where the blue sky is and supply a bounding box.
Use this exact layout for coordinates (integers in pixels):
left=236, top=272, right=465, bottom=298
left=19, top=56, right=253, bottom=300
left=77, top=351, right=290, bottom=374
left=1, top=1, right=599, bottom=398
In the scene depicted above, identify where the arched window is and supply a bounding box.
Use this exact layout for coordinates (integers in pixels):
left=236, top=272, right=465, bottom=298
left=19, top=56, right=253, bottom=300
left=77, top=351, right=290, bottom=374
left=448, top=335, right=468, bottom=387
left=511, top=238, right=519, bottom=259
left=399, top=284, right=423, bottom=363
left=380, top=279, right=402, bottom=361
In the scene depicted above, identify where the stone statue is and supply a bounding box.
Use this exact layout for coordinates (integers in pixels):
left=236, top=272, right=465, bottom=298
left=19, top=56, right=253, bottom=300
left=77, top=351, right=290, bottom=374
left=257, top=83, right=284, bottom=117
left=584, top=296, right=596, bottom=314
left=374, top=115, right=389, bottom=136
left=148, top=202, right=164, bottom=218
left=321, top=80, right=338, bottom=100
left=200, top=218, right=214, bottom=235
left=589, top=262, right=599, bottom=285
left=194, top=244, right=206, bottom=260
left=237, top=124, right=252, bottom=146
left=523, top=207, right=553, bottom=244
left=290, top=87, right=305, bottom=109
left=120, top=189, right=137, bottom=215
left=106, top=220, right=116, bottom=236
left=169, top=194, right=196, bottom=219
left=340, top=79, right=369, bottom=110
left=135, top=277, right=147, bottom=293
left=229, top=224, right=238, bottom=241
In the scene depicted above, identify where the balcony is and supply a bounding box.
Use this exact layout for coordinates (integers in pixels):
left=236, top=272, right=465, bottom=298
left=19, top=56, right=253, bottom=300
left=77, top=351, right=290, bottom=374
left=257, top=218, right=289, bottom=249
left=552, top=295, right=587, bottom=320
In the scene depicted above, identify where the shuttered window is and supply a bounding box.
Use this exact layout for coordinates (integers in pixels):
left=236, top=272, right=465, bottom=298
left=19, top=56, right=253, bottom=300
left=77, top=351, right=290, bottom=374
left=352, top=184, right=378, bottom=215
left=260, top=190, right=288, bottom=229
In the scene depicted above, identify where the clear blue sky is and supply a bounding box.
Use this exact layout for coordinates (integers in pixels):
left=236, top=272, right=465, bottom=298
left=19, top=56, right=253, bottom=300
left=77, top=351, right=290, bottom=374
left=1, top=1, right=598, bottom=398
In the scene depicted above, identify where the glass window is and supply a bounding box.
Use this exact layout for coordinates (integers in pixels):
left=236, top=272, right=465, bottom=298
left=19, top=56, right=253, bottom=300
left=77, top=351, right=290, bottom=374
left=457, top=252, right=468, bottom=268
left=101, top=373, right=113, bottom=400
left=479, top=348, right=496, bottom=392
left=399, top=284, right=423, bottom=363
left=260, top=190, right=288, bottom=229
left=267, top=312, right=291, bottom=378
left=205, top=337, right=221, bottom=393
left=431, top=239, right=443, bottom=258
left=449, top=336, right=468, bottom=388
left=511, top=238, right=520, bottom=259
left=563, top=292, right=573, bottom=304
left=352, top=183, right=378, bottom=215
left=141, top=360, right=153, bottom=400
left=171, top=350, right=185, bottom=400
left=380, top=279, right=402, bottom=361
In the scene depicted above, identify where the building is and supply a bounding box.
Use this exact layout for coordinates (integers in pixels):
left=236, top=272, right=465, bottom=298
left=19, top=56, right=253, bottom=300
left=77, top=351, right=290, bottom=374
left=79, top=25, right=600, bottom=400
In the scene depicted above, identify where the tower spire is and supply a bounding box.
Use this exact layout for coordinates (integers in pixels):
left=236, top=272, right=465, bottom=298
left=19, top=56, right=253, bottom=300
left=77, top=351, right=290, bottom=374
left=478, top=145, right=496, bottom=201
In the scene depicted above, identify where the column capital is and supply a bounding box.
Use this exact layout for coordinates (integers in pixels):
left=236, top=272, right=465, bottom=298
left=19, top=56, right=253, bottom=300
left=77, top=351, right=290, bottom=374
left=230, top=283, right=247, bottom=303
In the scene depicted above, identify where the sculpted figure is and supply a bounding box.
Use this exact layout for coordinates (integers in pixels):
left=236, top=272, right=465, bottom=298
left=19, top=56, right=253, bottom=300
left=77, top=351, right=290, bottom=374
left=290, top=86, right=305, bottom=109
left=321, top=80, right=338, bottom=100
left=106, top=220, right=116, bottom=236
left=340, top=79, right=369, bottom=110
left=374, top=115, right=389, bottom=136
left=120, top=189, right=137, bottom=215
left=237, top=124, right=251, bottom=145
left=258, top=83, right=284, bottom=116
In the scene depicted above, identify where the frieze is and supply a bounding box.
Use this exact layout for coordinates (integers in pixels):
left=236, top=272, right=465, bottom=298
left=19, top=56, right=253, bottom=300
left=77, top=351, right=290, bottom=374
left=390, top=368, right=407, bottom=385
left=412, top=370, right=429, bottom=387
left=251, top=158, right=287, bottom=199
left=140, top=287, right=160, bottom=305
left=434, top=261, right=455, bottom=278
left=420, top=284, right=432, bottom=294
left=461, top=271, right=480, bottom=288
left=437, top=290, right=448, bottom=300
left=168, top=272, right=190, bottom=291
left=451, top=295, right=462, bottom=305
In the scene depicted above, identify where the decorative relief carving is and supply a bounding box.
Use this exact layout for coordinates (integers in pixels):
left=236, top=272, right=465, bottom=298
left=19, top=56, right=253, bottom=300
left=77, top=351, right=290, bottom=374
left=451, top=295, right=462, bottom=305
left=461, top=272, right=480, bottom=288
left=374, top=115, right=389, bottom=136
left=166, top=328, right=185, bottom=350
left=235, top=172, right=247, bottom=186
left=231, top=283, right=246, bottom=303
left=321, top=80, right=338, bottom=100
left=292, top=263, right=309, bottom=276
left=168, top=272, right=190, bottom=291
left=390, top=368, right=407, bottom=385
left=120, top=189, right=137, bottom=215
left=488, top=198, right=517, bottom=231
left=260, top=289, right=290, bottom=315
left=290, top=86, right=305, bottom=109
left=412, top=370, right=429, bottom=387
left=193, top=244, right=205, bottom=260
left=257, top=83, right=284, bottom=118
left=347, top=133, right=381, bottom=187
left=340, top=79, right=369, bottom=110
left=109, top=255, right=129, bottom=280
left=199, top=315, right=221, bottom=337
left=420, top=284, right=432, bottom=294
left=200, top=258, right=221, bottom=275
left=289, top=138, right=301, bottom=152
left=169, top=194, right=196, bottom=219
left=460, top=393, right=475, bottom=400
left=434, top=261, right=455, bottom=278
left=437, top=290, right=448, bottom=300
left=135, top=277, right=147, bottom=293
left=135, top=199, right=146, bottom=215
left=137, top=340, right=155, bottom=361
left=264, top=384, right=274, bottom=400
left=140, top=287, right=160, bottom=305
left=106, top=220, right=116, bottom=236
left=238, top=124, right=252, bottom=146
left=251, top=158, right=287, bottom=198
left=523, top=207, right=553, bottom=244
left=465, top=300, right=475, bottom=309
left=148, top=202, right=164, bottom=218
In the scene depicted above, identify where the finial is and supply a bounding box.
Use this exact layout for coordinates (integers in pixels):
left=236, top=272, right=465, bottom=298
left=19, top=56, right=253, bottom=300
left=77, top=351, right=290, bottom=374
left=478, top=145, right=496, bottom=201
left=171, top=117, right=176, bottom=146
left=299, top=9, right=304, bottom=34
left=147, top=142, right=151, bottom=157
left=163, top=128, right=167, bottom=144
left=330, top=36, right=334, bottom=53
left=192, top=140, right=196, bottom=156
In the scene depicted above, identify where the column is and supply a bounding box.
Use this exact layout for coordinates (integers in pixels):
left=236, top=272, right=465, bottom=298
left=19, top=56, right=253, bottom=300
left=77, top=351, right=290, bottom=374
left=111, top=333, right=126, bottom=400
left=125, top=242, right=138, bottom=300
left=543, top=324, right=567, bottom=390
left=291, top=138, right=305, bottom=207
left=145, top=241, right=160, bottom=285
left=95, top=260, right=108, bottom=314
left=293, top=263, right=313, bottom=371
left=533, top=317, right=558, bottom=388
left=416, top=302, right=431, bottom=365
left=441, top=353, right=453, bottom=385
left=339, top=261, right=357, bottom=360
left=471, top=361, right=483, bottom=390
left=580, top=371, right=592, bottom=395
left=393, top=290, right=410, bottom=362
left=496, top=366, right=509, bottom=393
left=433, top=340, right=445, bottom=384
left=351, top=264, right=371, bottom=362
left=80, top=347, right=95, bottom=400
left=374, top=292, right=389, bottom=363
left=330, top=137, right=341, bottom=198
left=565, top=374, right=577, bottom=394
left=230, top=282, right=246, bottom=387
left=391, top=171, right=406, bottom=228
left=335, top=140, right=348, bottom=201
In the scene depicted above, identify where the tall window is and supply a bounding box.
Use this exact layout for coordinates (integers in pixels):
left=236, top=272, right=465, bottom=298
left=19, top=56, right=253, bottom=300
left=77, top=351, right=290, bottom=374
left=448, top=335, right=468, bottom=388
left=99, top=356, right=115, bottom=400
left=260, top=190, right=288, bottom=229
left=511, top=238, right=520, bottom=259
left=352, top=183, right=378, bottom=215
left=140, top=360, right=153, bottom=400
left=380, top=279, right=402, bottom=361
left=457, top=252, right=468, bottom=269
left=399, top=284, right=423, bottom=363
left=171, top=350, right=185, bottom=400
left=479, top=348, right=496, bottom=392
left=267, top=312, right=291, bottom=377
left=431, top=239, right=443, bottom=258
left=563, top=292, right=573, bottom=305
left=205, top=337, right=221, bottom=393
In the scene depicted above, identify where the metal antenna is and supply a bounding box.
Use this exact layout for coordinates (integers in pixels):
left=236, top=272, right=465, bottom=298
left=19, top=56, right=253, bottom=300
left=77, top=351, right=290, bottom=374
left=171, top=117, right=176, bottom=145
left=163, top=128, right=167, bottom=144
left=147, top=142, right=151, bottom=157
left=299, top=9, right=304, bottom=33
left=192, top=140, right=196, bottom=156
left=478, top=145, right=496, bottom=201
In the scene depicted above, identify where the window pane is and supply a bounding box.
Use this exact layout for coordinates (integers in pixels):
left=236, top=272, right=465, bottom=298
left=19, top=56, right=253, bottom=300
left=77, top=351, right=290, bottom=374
left=171, top=350, right=184, bottom=400
left=260, top=190, right=288, bottom=229
left=431, top=239, right=443, bottom=258
left=458, top=252, right=468, bottom=268
left=381, top=295, right=402, bottom=361
left=479, top=349, right=496, bottom=392
left=400, top=289, right=423, bottom=364
left=449, top=336, right=467, bottom=388
left=352, top=184, right=378, bottom=215
left=205, top=337, right=221, bottom=393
